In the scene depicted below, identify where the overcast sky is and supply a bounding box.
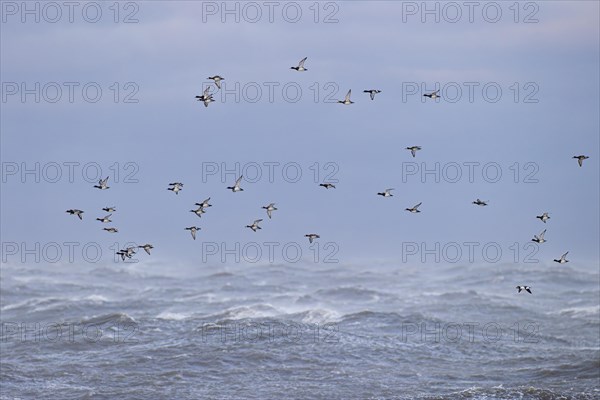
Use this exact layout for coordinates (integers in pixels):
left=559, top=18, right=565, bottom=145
left=1, top=1, right=598, bottom=270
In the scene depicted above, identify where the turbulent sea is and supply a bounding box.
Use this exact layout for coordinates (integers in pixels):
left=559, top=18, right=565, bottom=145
left=1, top=260, right=599, bottom=399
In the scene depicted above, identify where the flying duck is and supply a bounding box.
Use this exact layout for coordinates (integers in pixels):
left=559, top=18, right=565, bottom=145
left=319, top=183, right=336, bottom=189
left=573, top=155, right=589, bottom=167
left=227, top=175, right=244, bottom=192
left=208, top=75, right=224, bottom=89
left=195, top=197, right=212, bottom=208
left=406, top=146, right=422, bottom=158
left=377, top=188, right=394, bottom=197
left=190, top=206, right=206, bottom=218
left=305, top=233, right=320, bottom=243
left=94, top=177, right=109, bottom=190
left=66, top=209, right=84, bottom=220
left=262, top=203, right=277, bottom=219
left=102, top=207, right=116, bottom=213
left=405, top=202, right=422, bottom=213
left=138, top=244, right=154, bottom=255
left=290, top=57, right=308, bottom=71
left=246, top=219, right=263, bottom=232
left=536, top=212, right=550, bottom=223
left=168, top=182, right=184, bottom=195
left=363, top=89, right=381, bottom=100
left=423, top=90, right=440, bottom=99
left=337, top=90, right=354, bottom=105
left=103, top=227, right=118, bottom=233
left=516, top=285, right=532, bottom=294
left=472, top=199, right=488, bottom=206
left=96, top=214, right=112, bottom=223
left=185, top=226, right=200, bottom=240
left=532, top=229, right=547, bottom=243
left=553, top=252, right=569, bottom=264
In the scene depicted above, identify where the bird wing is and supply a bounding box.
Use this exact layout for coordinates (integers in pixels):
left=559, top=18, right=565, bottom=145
left=345, top=90, right=351, bottom=101
left=298, top=57, right=307, bottom=67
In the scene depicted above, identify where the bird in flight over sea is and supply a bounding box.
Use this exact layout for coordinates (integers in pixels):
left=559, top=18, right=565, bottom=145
left=305, top=233, right=320, bottom=243
left=573, top=155, right=589, bottom=167
left=103, top=227, right=118, bottom=233
left=185, top=226, right=200, bottom=240
left=290, top=57, right=308, bottom=71
left=363, top=89, right=381, bottom=100
left=102, top=207, right=116, bottom=213
left=138, top=244, right=154, bottom=255
left=66, top=209, right=84, bottom=220
left=532, top=229, right=547, bottom=243
left=516, top=285, right=532, bottom=294
left=406, top=146, right=422, bottom=158
left=96, top=214, right=112, bottom=223
left=553, top=252, right=569, bottom=264
left=472, top=199, right=488, bottom=206
left=246, top=219, right=263, bottom=232
left=262, top=203, right=277, bottom=219
left=208, top=75, right=224, bottom=89
left=377, top=188, right=394, bottom=197
left=405, top=202, right=422, bottom=213
left=319, top=183, right=336, bottom=189
left=94, top=177, right=110, bottom=190
left=337, top=90, right=354, bottom=105
left=536, top=212, right=550, bottom=223
left=195, top=197, right=212, bottom=208
left=423, top=90, right=440, bottom=99
left=168, top=182, right=184, bottom=195
left=227, top=176, right=244, bottom=192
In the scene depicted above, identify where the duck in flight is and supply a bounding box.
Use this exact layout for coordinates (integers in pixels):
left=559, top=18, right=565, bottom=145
left=195, top=197, right=212, bottom=208
left=227, top=176, right=244, bottom=192
left=103, top=227, right=118, bottom=233
left=116, top=248, right=136, bottom=261
left=536, top=212, right=550, bottom=223
left=168, top=182, right=184, bottom=195
left=190, top=206, right=206, bottom=218
left=553, top=252, right=569, bottom=264
left=246, top=219, right=263, bottom=232
left=185, top=226, right=200, bottom=240
left=138, top=244, right=154, bottom=255
left=102, top=207, right=116, bottom=213
left=96, top=214, right=112, bottom=223
left=532, top=229, right=547, bottom=243
left=208, top=75, right=224, bottom=89
left=405, top=202, right=422, bottom=213
left=377, top=188, right=394, bottom=197
left=423, top=90, right=440, bottom=99
left=337, top=90, right=354, bottom=105
left=573, top=155, right=589, bottom=167
left=262, top=203, right=277, bottom=219
left=94, top=177, right=109, bottom=190
left=305, top=233, right=320, bottom=243
left=516, top=285, right=532, bottom=294
left=472, top=199, right=488, bottom=206
left=290, top=57, right=308, bottom=71
left=406, top=146, right=421, bottom=158
left=363, top=89, right=381, bottom=100
left=319, top=183, right=336, bottom=189
left=66, top=209, right=84, bottom=220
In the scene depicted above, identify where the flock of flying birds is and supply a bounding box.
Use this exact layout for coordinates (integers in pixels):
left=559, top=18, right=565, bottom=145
left=66, top=57, right=591, bottom=294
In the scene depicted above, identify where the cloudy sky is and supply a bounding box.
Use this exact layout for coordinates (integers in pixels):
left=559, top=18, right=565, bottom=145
left=1, top=1, right=598, bottom=269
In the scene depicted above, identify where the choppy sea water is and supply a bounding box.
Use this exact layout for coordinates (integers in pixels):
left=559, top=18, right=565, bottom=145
left=1, top=260, right=598, bottom=399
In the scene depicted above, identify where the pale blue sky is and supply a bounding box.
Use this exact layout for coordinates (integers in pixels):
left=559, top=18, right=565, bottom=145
left=1, top=1, right=598, bottom=268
